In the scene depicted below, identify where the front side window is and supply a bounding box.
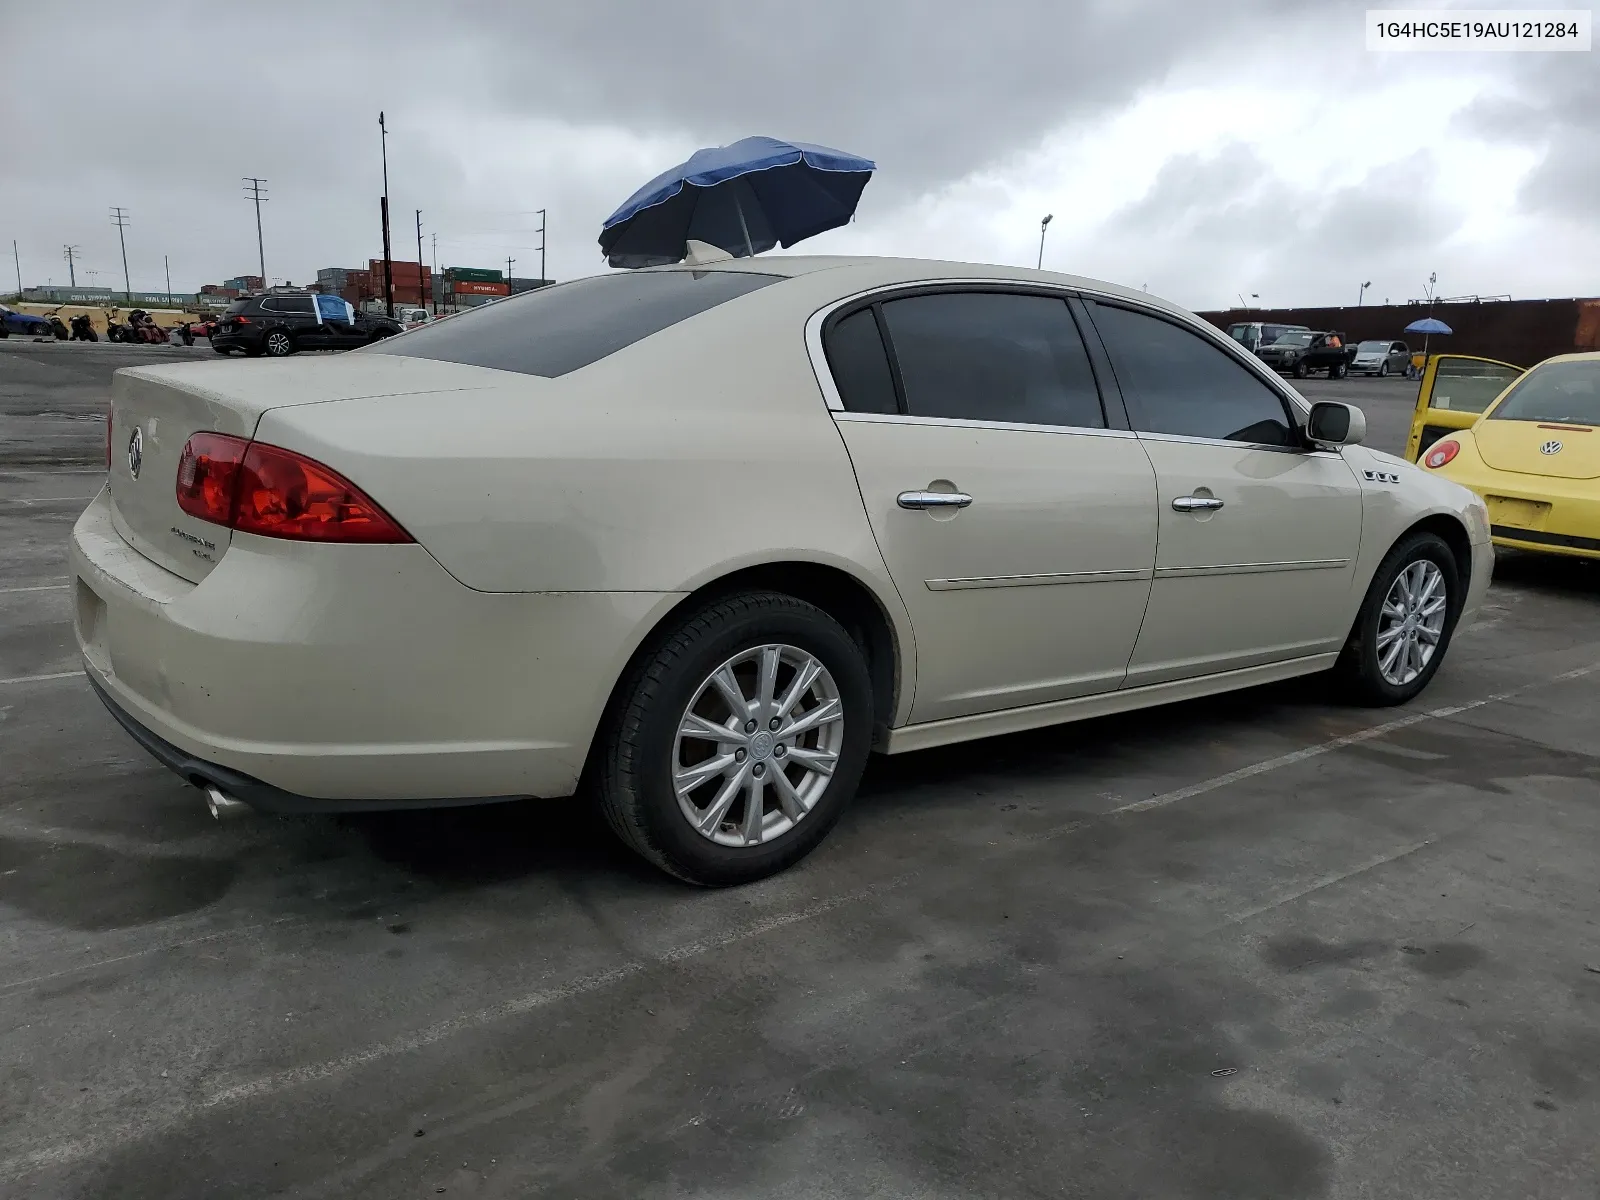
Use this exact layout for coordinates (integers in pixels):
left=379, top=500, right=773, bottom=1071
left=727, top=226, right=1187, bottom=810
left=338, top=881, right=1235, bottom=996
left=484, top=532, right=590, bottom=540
left=876, top=291, right=1105, bottom=429
left=366, top=268, right=782, bottom=377
left=1487, top=360, right=1600, bottom=424
left=1429, top=358, right=1526, bottom=413
left=1090, top=302, right=1295, bottom=446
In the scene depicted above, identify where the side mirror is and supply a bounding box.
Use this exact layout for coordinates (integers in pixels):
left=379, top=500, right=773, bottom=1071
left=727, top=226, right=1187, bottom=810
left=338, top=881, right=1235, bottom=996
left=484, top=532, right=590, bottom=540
left=1306, top=401, right=1365, bottom=448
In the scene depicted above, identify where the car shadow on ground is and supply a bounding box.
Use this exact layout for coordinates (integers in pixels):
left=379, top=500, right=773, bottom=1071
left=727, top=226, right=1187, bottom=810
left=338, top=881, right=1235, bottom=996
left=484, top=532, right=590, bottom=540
left=1491, top=548, right=1600, bottom=599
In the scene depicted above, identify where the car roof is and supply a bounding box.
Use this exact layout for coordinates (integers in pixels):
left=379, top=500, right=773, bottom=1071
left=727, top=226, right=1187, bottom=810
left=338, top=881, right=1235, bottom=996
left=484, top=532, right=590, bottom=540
left=637, top=254, right=1196, bottom=322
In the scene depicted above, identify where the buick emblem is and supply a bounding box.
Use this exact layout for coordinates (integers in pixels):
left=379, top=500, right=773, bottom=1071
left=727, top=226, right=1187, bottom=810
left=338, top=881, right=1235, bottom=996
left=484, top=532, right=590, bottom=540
left=127, top=426, right=143, bottom=478
left=1540, top=440, right=1563, bottom=456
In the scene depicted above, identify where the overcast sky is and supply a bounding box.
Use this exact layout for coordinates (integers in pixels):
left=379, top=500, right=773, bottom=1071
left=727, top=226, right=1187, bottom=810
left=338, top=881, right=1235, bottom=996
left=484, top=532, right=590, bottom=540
left=2, top=1, right=1594, bottom=311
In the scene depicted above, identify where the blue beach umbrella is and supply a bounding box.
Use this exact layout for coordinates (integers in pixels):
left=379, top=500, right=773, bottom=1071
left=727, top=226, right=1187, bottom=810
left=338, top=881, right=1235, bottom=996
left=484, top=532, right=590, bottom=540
left=599, top=136, right=875, bottom=269
left=1405, top=316, right=1454, bottom=363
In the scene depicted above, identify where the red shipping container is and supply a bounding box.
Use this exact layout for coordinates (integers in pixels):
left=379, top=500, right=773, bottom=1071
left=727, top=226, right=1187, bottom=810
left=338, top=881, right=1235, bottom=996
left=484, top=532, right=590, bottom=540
left=453, top=280, right=510, bottom=296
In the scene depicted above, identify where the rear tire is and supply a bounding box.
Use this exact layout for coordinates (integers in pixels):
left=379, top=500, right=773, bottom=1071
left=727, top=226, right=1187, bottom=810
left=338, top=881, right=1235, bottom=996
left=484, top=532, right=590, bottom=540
left=1334, top=531, right=1461, bottom=706
left=594, top=591, right=874, bottom=886
left=263, top=329, right=295, bottom=357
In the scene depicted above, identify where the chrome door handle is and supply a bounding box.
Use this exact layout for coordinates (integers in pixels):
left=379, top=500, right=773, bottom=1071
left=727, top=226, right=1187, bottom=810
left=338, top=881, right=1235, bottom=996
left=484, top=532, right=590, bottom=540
left=1171, top=495, right=1225, bottom=513
left=897, top=490, right=973, bottom=511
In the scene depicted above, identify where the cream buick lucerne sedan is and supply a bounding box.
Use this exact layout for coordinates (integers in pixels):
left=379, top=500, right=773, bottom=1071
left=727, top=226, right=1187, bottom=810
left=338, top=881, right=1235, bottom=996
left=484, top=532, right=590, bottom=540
left=73, top=255, right=1491, bottom=884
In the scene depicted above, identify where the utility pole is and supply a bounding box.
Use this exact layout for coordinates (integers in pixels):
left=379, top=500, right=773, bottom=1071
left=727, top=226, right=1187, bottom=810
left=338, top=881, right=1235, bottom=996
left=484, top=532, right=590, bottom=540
left=430, top=231, right=438, bottom=314
left=537, top=208, right=546, bottom=283
left=109, top=207, right=131, bottom=300
left=242, top=178, right=269, bottom=284
left=416, top=209, right=425, bottom=314
left=62, top=244, right=82, bottom=287
left=12, top=240, right=20, bottom=295
left=164, top=255, right=172, bottom=307
left=506, top=256, right=515, bottom=292
left=379, top=112, right=394, bottom=318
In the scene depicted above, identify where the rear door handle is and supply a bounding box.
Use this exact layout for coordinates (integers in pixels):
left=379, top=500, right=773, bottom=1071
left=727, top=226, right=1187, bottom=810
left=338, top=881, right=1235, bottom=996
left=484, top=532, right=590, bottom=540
left=897, top=490, right=973, bottom=511
left=1171, top=495, right=1225, bottom=513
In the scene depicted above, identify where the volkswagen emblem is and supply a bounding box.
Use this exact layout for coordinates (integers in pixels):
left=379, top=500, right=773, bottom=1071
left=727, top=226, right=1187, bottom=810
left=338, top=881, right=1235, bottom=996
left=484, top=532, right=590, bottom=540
left=1540, top=440, right=1563, bottom=456
left=126, top=426, right=143, bottom=478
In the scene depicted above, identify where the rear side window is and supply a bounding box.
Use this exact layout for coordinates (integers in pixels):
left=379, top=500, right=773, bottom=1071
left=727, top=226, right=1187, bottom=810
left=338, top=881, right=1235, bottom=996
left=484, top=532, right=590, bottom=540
left=262, top=295, right=314, bottom=314
left=224, top=300, right=253, bottom=315
left=877, top=292, right=1105, bottom=428
left=1091, top=302, right=1294, bottom=446
left=365, top=269, right=782, bottom=378
left=824, top=309, right=899, bottom=414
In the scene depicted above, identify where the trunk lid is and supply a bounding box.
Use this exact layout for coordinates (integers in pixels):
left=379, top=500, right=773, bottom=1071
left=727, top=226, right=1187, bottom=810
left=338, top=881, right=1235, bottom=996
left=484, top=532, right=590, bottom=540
left=1474, top=418, right=1600, bottom=480
left=106, top=355, right=499, bottom=581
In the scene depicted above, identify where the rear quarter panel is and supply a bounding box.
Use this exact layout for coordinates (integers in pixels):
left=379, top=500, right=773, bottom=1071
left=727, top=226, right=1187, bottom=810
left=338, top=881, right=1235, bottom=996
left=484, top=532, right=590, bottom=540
left=255, top=270, right=918, bottom=715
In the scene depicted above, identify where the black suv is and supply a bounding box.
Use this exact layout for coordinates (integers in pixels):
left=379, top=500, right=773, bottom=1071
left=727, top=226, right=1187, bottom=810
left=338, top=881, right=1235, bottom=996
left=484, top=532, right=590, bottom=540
left=211, top=294, right=403, bottom=357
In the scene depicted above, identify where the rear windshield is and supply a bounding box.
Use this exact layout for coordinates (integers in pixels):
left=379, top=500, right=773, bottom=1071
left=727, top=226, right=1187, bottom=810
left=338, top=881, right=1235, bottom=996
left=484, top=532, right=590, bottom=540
left=1489, top=360, right=1600, bottom=425
left=364, top=269, right=783, bottom=377
left=224, top=299, right=253, bottom=315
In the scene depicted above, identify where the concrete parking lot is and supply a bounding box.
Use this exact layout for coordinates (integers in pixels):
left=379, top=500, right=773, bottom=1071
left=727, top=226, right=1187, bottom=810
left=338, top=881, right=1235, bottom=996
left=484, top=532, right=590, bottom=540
left=3, top=339, right=1599, bottom=1198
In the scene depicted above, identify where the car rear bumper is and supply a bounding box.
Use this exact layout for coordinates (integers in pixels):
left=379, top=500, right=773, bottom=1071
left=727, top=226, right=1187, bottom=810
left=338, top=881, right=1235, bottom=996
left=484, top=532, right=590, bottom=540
left=70, top=487, right=678, bottom=807
left=1443, top=464, right=1600, bottom=560
left=210, top=330, right=262, bottom=351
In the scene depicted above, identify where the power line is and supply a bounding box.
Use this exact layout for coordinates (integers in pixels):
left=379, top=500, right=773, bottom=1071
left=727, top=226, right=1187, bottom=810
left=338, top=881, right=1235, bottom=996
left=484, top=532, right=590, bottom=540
left=109, top=208, right=131, bottom=299
left=242, top=178, right=268, bottom=283
left=62, top=244, right=82, bottom=287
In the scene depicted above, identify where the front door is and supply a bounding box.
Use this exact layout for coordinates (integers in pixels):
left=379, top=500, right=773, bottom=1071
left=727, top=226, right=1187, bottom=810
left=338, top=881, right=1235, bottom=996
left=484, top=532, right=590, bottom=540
left=1084, top=300, right=1364, bottom=686
left=823, top=290, right=1159, bottom=724
left=1405, top=354, right=1524, bottom=460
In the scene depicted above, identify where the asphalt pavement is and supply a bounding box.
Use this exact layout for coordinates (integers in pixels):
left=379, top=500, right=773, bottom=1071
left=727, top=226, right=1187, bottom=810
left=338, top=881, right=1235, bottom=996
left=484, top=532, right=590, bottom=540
left=3, top=339, right=1599, bottom=1198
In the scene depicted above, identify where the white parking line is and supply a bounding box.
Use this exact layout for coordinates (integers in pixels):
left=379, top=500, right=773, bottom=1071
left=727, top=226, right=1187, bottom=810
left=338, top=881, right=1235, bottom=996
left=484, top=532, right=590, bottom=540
left=0, top=670, right=82, bottom=687
left=0, top=583, right=69, bottom=594
left=1110, top=660, right=1600, bottom=816
left=1, top=659, right=1596, bottom=1183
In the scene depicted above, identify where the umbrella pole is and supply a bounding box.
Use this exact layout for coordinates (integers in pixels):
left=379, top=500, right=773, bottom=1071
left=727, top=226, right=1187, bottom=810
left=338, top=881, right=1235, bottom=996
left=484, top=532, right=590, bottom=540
left=734, top=190, right=755, bottom=258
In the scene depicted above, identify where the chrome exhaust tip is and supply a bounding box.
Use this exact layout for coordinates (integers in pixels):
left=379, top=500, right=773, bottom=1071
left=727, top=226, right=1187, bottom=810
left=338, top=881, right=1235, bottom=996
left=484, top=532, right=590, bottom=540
left=203, top=784, right=250, bottom=822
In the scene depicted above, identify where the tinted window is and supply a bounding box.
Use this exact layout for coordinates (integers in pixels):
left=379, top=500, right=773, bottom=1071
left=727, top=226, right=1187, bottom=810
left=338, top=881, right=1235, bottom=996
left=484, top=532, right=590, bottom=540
left=878, top=292, right=1104, bottom=428
left=262, top=295, right=314, bottom=314
left=224, top=300, right=253, bottom=315
left=365, top=269, right=782, bottom=377
left=824, top=308, right=898, bottom=414
left=1487, top=361, right=1599, bottom=424
left=1091, top=303, right=1294, bottom=446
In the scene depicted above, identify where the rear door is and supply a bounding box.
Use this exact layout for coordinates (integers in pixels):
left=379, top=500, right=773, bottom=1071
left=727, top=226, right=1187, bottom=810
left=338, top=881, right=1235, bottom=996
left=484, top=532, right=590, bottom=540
left=1405, top=354, right=1524, bottom=460
left=824, top=288, right=1159, bottom=723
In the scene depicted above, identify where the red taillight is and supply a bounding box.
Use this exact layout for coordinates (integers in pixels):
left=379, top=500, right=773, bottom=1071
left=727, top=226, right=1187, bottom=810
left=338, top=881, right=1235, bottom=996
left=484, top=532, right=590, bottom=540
left=176, top=433, right=249, bottom=523
left=230, top=316, right=250, bottom=325
left=174, top=433, right=411, bottom=544
left=1423, top=440, right=1460, bottom=469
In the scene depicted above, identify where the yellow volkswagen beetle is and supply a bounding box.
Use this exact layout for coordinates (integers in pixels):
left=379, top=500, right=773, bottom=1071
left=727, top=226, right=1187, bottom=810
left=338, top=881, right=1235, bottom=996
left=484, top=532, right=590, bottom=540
left=1412, top=351, right=1600, bottom=559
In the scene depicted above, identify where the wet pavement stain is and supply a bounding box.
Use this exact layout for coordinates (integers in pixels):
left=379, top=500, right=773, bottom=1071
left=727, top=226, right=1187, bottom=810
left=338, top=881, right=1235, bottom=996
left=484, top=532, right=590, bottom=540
left=1261, top=935, right=1387, bottom=973
left=0, top=836, right=236, bottom=931
left=1402, top=942, right=1487, bottom=980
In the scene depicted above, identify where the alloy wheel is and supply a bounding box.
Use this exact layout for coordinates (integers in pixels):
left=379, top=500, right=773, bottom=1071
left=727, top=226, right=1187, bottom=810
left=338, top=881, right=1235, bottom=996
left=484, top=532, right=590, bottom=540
left=672, top=643, right=845, bottom=847
left=1376, top=560, right=1447, bottom=686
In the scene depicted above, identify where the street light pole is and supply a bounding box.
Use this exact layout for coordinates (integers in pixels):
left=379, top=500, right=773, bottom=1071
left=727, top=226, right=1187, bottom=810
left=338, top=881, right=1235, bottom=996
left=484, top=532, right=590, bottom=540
left=379, top=113, right=394, bottom=318
left=1358, top=280, right=1371, bottom=306
left=110, top=208, right=131, bottom=301
left=1036, top=214, right=1053, bottom=271
left=415, top=209, right=425, bottom=314
left=164, top=254, right=172, bottom=307
left=537, top=208, right=547, bottom=283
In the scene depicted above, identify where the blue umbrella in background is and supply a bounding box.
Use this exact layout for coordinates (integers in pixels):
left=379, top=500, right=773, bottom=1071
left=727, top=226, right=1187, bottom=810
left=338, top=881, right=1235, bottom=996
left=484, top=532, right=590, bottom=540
left=599, top=137, right=875, bottom=269
left=1405, top=316, right=1454, bottom=367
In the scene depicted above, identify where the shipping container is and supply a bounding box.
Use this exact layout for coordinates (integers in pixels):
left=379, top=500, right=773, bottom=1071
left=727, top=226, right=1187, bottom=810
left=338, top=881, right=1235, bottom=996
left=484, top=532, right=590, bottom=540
left=453, top=280, right=510, bottom=296
left=446, top=266, right=503, bottom=283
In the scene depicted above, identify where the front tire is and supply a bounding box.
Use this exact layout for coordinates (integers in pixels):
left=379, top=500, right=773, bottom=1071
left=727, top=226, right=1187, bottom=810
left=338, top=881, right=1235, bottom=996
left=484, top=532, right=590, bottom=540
left=595, top=591, right=874, bottom=886
left=1329, top=362, right=1348, bottom=380
left=1334, top=531, right=1461, bottom=705
left=263, top=329, right=295, bottom=357
left=1378, top=361, right=1390, bottom=377
left=1292, top=359, right=1308, bottom=379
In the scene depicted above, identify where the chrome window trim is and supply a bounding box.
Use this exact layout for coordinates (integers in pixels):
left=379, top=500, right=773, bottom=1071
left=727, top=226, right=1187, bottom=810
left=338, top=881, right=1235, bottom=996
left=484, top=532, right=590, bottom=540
left=803, top=276, right=1312, bottom=424
left=1135, top=429, right=1342, bottom=458
left=832, top=411, right=1138, bottom=439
